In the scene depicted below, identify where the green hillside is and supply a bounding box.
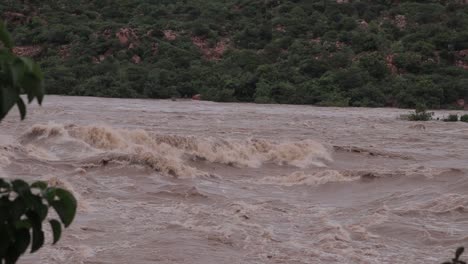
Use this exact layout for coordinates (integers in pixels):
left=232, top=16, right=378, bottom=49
left=2, top=0, right=468, bottom=108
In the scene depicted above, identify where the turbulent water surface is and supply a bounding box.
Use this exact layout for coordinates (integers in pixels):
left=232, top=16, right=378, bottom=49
left=1, top=96, right=468, bottom=264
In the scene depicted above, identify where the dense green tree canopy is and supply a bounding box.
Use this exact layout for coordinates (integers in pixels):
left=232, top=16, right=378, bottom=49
left=2, top=0, right=468, bottom=108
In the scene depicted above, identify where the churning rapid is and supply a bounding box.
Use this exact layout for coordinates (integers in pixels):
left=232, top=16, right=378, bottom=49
left=1, top=96, right=468, bottom=264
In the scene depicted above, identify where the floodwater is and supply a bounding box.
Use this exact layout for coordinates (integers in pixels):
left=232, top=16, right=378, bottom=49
left=1, top=95, right=468, bottom=264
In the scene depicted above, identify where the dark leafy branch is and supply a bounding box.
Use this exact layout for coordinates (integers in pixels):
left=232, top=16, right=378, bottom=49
left=443, top=247, right=466, bottom=264
left=1, top=21, right=77, bottom=264
left=0, top=20, right=44, bottom=121
left=0, top=179, right=77, bottom=264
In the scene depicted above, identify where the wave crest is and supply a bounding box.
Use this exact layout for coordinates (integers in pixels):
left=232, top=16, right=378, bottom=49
left=19, top=123, right=332, bottom=177
left=259, top=170, right=359, bottom=186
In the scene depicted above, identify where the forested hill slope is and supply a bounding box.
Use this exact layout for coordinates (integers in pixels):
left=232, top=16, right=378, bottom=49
left=2, top=0, right=468, bottom=108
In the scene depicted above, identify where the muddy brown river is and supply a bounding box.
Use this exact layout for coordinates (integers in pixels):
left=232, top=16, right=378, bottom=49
left=1, top=96, right=468, bottom=264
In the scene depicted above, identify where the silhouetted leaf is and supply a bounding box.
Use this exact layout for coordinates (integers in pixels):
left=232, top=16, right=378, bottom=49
left=31, top=181, right=47, bottom=190
left=44, top=187, right=56, bottom=204
left=30, top=195, right=48, bottom=221
left=0, top=224, right=10, bottom=257
left=27, top=212, right=44, bottom=253
left=30, top=228, right=44, bottom=254
left=0, top=198, right=8, bottom=221
left=19, top=73, right=42, bottom=103
left=16, top=97, right=26, bottom=120
left=5, top=245, right=21, bottom=264
left=10, top=198, right=26, bottom=220
left=31, top=62, right=44, bottom=86
left=14, top=219, right=32, bottom=230
left=18, top=57, right=34, bottom=72
left=11, top=180, right=30, bottom=196
left=14, top=228, right=31, bottom=256
left=16, top=57, right=43, bottom=104
left=51, top=189, right=77, bottom=227
left=0, top=178, right=10, bottom=192
left=49, top=220, right=61, bottom=244
left=0, top=21, right=13, bottom=49
left=456, top=247, right=465, bottom=260
left=0, top=85, right=19, bottom=121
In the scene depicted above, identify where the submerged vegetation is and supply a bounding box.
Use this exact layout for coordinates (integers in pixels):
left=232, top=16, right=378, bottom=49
left=401, top=105, right=434, bottom=121
left=460, top=114, right=468, bottom=122
left=444, top=113, right=460, bottom=122
left=1, top=0, right=468, bottom=108
left=401, top=107, right=468, bottom=123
